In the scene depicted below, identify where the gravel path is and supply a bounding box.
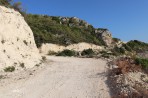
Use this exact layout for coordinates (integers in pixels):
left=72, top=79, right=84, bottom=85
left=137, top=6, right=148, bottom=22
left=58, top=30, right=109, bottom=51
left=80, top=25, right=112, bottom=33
left=0, top=56, right=110, bottom=98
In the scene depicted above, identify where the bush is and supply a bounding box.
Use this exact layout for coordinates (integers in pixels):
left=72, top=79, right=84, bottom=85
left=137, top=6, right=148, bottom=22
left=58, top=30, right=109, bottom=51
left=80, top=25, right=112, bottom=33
left=126, top=40, right=148, bottom=52
left=81, top=49, right=94, bottom=56
left=4, top=66, right=15, bottom=72
left=56, top=49, right=76, bottom=57
left=112, top=38, right=120, bottom=42
left=122, top=44, right=132, bottom=52
left=101, top=54, right=110, bottom=58
left=135, top=58, right=148, bottom=69
left=100, top=50, right=108, bottom=54
left=0, top=0, right=11, bottom=7
left=112, top=46, right=125, bottom=56
left=100, top=51, right=112, bottom=58
left=48, top=51, right=57, bottom=55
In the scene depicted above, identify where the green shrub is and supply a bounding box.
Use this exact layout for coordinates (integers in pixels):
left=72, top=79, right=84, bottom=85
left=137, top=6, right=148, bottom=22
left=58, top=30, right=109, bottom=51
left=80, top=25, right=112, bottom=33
left=4, top=66, right=15, bottom=72
left=112, top=46, right=125, bottom=56
left=0, top=0, right=11, bottom=7
left=48, top=51, right=57, bottom=55
left=100, top=50, right=112, bottom=58
left=126, top=40, right=148, bottom=52
left=81, top=49, right=94, bottom=56
left=56, top=49, right=76, bottom=57
left=122, top=44, right=132, bottom=52
left=101, top=54, right=110, bottom=58
left=112, top=38, right=120, bottom=42
left=135, top=58, right=148, bottom=69
left=100, top=50, right=108, bottom=54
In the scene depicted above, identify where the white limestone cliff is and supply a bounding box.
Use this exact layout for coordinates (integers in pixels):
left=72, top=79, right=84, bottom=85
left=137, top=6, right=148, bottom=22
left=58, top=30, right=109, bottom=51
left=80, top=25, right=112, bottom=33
left=0, top=6, right=41, bottom=71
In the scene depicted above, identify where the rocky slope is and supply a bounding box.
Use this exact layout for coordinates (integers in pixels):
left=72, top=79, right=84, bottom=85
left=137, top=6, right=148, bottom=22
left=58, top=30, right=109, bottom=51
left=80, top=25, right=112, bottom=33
left=108, top=57, right=148, bottom=97
left=0, top=6, right=41, bottom=71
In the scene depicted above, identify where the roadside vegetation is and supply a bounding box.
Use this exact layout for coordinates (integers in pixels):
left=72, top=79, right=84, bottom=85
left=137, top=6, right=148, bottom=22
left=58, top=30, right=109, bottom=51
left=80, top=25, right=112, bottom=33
left=56, top=50, right=76, bottom=57
left=81, top=49, right=95, bottom=57
left=4, top=66, right=15, bottom=72
left=48, top=51, right=57, bottom=55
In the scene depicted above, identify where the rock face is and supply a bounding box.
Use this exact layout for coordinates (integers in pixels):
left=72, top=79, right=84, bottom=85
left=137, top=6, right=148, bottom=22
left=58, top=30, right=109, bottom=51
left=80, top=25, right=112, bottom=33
left=40, top=42, right=104, bottom=54
left=60, top=17, right=89, bottom=27
left=0, top=6, right=41, bottom=71
left=137, top=51, right=148, bottom=59
left=95, top=29, right=113, bottom=46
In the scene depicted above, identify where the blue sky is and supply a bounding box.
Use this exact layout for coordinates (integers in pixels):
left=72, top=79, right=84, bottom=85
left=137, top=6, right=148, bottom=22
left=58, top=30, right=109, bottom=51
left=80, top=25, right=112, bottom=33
left=14, top=0, right=148, bottom=42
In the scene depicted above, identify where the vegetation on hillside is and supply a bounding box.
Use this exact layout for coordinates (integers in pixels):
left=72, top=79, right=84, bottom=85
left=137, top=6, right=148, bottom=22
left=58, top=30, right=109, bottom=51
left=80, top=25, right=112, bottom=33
left=125, top=40, right=148, bottom=52
left=25, top=14, right=105, bottom=47
left=0, top=0, right=11, bottom=7
left=111, top=40, right=148, bottom=56
left=135, top=58, right=148, bottom=69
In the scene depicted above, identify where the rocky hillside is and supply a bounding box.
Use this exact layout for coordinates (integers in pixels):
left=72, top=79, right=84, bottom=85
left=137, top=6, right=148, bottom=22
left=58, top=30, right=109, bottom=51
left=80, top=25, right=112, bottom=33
left=25, top=14, right=113, bottom=47
left=0, top=6, right=41, bottom=71
left=111, top=40, right=148, bottom=56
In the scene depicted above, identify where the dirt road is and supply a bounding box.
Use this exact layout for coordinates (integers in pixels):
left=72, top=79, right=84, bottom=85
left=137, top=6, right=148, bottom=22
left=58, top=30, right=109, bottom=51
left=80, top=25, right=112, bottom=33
left=0, top=56, right=110, bottom=98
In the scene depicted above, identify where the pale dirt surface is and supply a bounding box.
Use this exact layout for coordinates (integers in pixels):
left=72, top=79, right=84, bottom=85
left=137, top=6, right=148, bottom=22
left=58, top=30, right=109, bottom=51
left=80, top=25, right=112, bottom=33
left=0, top=56, right=110, bottom=98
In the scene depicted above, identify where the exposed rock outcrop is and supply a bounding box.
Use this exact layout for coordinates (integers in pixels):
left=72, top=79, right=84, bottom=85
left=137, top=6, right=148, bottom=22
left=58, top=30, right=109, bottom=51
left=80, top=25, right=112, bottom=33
left=95, top=28, right=113, bottom=46
left=60, top=16, right=89, bottom=27
left=0, top=6, right=41, bottom=71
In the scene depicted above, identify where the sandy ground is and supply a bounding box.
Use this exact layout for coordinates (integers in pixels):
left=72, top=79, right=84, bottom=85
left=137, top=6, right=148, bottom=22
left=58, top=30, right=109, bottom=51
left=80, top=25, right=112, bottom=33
left=0, top=56, right=110, bottom=98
